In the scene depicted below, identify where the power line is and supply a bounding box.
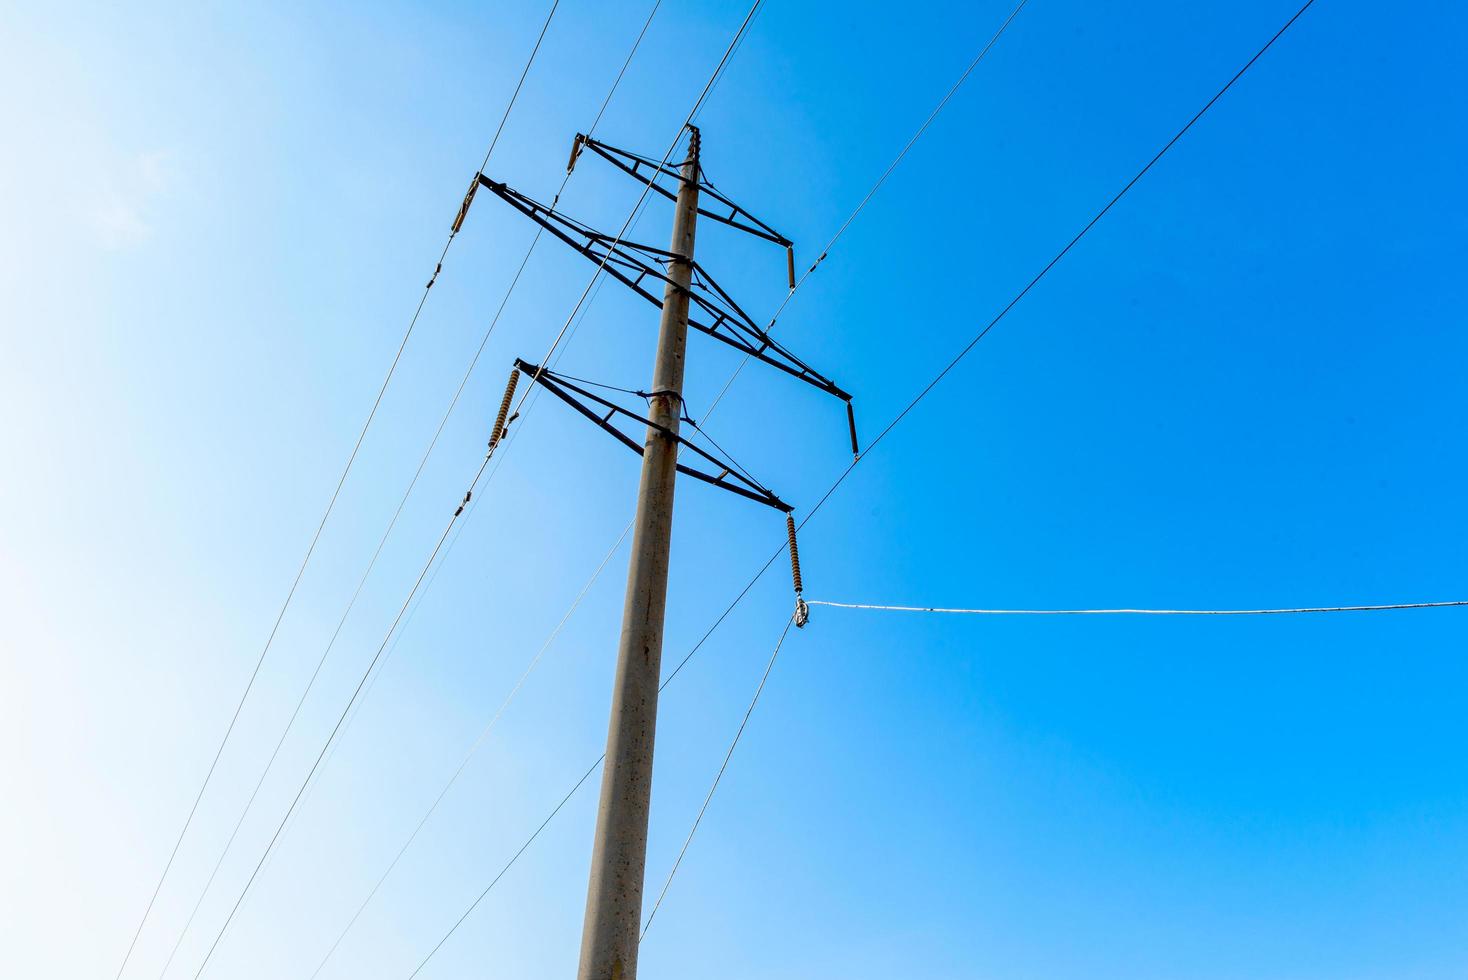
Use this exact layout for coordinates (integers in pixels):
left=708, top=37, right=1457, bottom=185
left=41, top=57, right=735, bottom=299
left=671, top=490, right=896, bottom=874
left=640, top=615, right=793, bottom=940
left=303, top=523, right=632, bottom=980
left=111, top=5, right=564, bottom=978
left=384, top=1, right=1038, bottom=957
left=187, top=453, right=501, bottom=979
left=148, top=11, right=663, bottom=968
left=705, top=0, right=1029, bottom=413
left=706, top=0, right=1327, bottom=672
left=416, top=0, right=1325, bottom=957
left=805, top=599, right=1468, bottom=616
left=393, top=6, right=769, bottom=976
left=250, top=61, right=662, bottom=906
left=636, top=0, right=1328, bottom=937
left=405, top=756, right=607, bottom=980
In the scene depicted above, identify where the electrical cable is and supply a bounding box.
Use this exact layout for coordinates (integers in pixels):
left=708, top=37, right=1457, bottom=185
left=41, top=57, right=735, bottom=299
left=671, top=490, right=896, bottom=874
left=154, top=7, right=665, bottom=966
left=640, top=615, right=793, bottom=940
left=303, top=523, right=632, bottom=980
left=186, top=449, right=501, bottom=979
left=805, top=599, right=1468, bottom=616
left=161, top=6, right=669, bottom=975
left=111, top=5, right=563, bottom=978
left=705, top=0, right=1029, bottom=414
left=395, top=5, right=768, bottom=975
left=415, top=0, right=1326, bottom=959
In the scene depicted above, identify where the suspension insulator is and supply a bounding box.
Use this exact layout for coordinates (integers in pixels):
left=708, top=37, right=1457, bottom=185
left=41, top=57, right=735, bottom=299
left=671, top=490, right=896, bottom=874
left=786, top=245, right=796, bottom=291
left=786, top=514, right=803, bottom=596
left=451, top=174, right=480, bottom=235
left=845, top=400, right=860, bottom=460
left=488, top=367, right=520, bottom=451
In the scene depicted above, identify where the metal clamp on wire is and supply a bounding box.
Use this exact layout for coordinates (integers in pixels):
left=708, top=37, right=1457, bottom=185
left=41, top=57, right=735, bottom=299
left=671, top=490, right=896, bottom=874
left=787, top=514, right=809, bottom=628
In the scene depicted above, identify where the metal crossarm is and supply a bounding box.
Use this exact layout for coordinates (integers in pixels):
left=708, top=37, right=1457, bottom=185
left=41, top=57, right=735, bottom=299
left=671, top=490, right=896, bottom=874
left=514, top=359, right=793, bottom=513
left=570, top=134, right=793, bottom=250
left=478, top=176, right=852, bottom=404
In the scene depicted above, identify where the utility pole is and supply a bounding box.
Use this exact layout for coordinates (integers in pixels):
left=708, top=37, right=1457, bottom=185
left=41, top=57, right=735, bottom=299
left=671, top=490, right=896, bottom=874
left=468, top=122, right=849, bottom=976
left=576, top=125, right=702, bottom=980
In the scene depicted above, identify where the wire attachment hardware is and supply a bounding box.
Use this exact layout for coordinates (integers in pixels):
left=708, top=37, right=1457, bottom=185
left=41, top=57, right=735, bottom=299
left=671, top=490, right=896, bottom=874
left=488, top=367, right=520, bottom=451
left=787, top=514, right=809, bottom=627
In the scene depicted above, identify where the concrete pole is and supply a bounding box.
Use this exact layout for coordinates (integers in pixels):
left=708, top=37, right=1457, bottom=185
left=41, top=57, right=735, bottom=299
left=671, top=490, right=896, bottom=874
left=576, top=125, right=701, bottom=980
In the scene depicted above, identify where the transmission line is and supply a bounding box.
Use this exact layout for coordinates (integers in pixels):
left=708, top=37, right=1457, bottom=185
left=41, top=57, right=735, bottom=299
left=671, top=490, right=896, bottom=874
left=410, top=0, right=1324, bottom=960
left=110, top=6, right=563, bottom=979
left=172, top=3, right=755, bottom=976
left=145, top=10, right=663, bottom=973
left=639, top=615, right=793, bottom=940
left=706, top=0, right=1029, bottom=413
left=186, top=449, right=504, bottom=979
left=805, top=599, right=1468, bottom=616
left=391, top=5, right=769, bottom=976
left=636, top=0, right=1334, bottom=937
left=303, top=523, right=632, bottom=980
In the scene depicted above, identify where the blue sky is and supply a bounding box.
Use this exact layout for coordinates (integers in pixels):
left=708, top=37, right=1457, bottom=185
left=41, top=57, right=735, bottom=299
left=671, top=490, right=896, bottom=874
left=3, top=1, right=1466, bottom=978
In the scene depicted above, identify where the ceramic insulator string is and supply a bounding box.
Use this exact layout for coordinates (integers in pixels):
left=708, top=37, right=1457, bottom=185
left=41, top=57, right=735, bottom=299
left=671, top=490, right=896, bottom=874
left=488, top=368, right=520, bottom=450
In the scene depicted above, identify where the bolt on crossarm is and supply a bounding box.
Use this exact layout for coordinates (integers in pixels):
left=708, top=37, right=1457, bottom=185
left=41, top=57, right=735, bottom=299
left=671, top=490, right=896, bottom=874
left=575, top=124, right=702, bottom=980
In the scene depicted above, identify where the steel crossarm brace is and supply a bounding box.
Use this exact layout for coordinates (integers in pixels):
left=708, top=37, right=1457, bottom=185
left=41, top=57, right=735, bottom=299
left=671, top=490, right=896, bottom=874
left=514, top=359, right=793, bottom=513
left=478, top=176, right=852, bottom=404
left=571, top=134, right=792, bottom=249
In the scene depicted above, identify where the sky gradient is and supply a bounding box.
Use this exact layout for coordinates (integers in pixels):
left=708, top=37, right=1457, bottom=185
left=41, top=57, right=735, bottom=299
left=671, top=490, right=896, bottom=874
left=3, top=1, right=1466, bottom=978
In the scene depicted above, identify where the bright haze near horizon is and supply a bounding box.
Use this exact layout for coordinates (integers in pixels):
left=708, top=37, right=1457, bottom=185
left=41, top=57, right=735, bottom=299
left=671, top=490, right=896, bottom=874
left=2, top=1, right=1466, bottom=978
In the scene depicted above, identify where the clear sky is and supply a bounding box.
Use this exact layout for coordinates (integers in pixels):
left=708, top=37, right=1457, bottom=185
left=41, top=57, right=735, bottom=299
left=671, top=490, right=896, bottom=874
left=3, top=1, right=1466, bottom=978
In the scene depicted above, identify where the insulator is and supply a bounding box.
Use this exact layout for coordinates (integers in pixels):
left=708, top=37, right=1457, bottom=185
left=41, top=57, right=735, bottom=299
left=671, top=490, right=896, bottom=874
left=786, top=514, right=803, bottom=596
left=845, top=400, right=860, bottom=460
left=785, top=245, right=796, bottom=291
left=488, top=367, right=520, bottom=451
left=566, top=134, right=585, bottom=174
left=451, top=174, right=480, bottom=235
left=685, top=123, right=701, bottom=162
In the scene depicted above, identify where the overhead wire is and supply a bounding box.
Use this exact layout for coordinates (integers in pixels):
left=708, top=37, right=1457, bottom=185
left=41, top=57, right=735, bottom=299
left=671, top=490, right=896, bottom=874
left=632, top=0, right=1338, bottom=937
left=242, top=0, right=665, bottom=866
left=414, top=0, right=1325, bottom=956
left=805, top=599, right=1468, bottom=616
left=302, top=523, right=632, bottom=980
left=639, top=615, right=793, bottom=940
left=186, top=449, right=502, bottom=979
left=111, top=5, right=564, bottom=979
left=161, top=7, right=673, bottom=976
left=393, top=4, right=769, bottom=975
left=705, top=0, right=1029, bottom=414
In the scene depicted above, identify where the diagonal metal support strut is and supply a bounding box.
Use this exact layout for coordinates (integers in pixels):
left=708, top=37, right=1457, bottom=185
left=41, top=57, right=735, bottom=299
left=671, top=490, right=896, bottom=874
left=514, top=359, right=792, bottom=513
left=569, top=133, right=794, bottom=252
left=477, top=176, right=853, bottom=406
